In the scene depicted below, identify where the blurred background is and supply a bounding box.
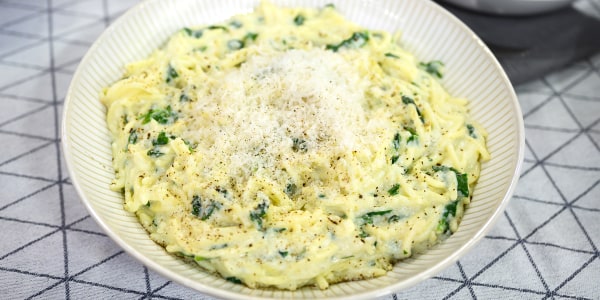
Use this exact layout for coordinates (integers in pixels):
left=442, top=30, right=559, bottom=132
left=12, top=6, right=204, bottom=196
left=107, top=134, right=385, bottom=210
left=438, top=0, right=600, bottom=84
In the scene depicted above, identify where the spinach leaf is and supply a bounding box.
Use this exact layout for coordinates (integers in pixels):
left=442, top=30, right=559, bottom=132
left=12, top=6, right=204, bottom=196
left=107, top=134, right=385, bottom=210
left=209, top=243, right=228, bottom=250
left=250, top=200, right=269, bottom=230
left=179, top=92, right=190, bottom=102
left=291, top=137, right=308, bottom=153
left=285, top=183, right=297, bottom=197
left=127, top=131, right=137, bottom=145
left=359, top=229, right=369, bottom=238
left=166, top=64, right=178, bottom=84
left=182, top=27, right=203, bottom=38
left=467, top=124, right=477, bottom=138
left=438, top=217, right=449, bottom=233
left=229, top=20, right=243, bottom=28
left=392, top=132, right=401, bottom=150
left=226, top=32, right=258, bottom=52
left=388, top=184, right=400, bottom=196
left=419, top=60, right=444, bottom=79
left=191, top=195, right=217, bottom=220
left=194, top=46, right=207, bottom=52
left=294, top=14, right=305, bottom=26
left=437, top=200, right=458, bottom=234
left=207, top=25, right=228, bottom=32
left=402, top=95, right=424, bottom=123
left=390, top=132, right=403, bottom=164
left=405, top=127, right=418, bottom=144
left=401, top=96, right=415, bottom=106
left=153, top=131, right=169, bottom=146
left=201, top=203, right=216, bottom=220
left=361, top=210, right=392, bottom=225
left=431, top=165, right=449, bottom=172
left=191, top=195, right=202, bottom=216
left=146, top=148, right=163, bottom=157
left=455, top=172, right=469, bottom=199
left=141, top=106, right=177, bottom=125
left=402, top=95, right=422, bottom=117
left=326, top=31, right=369, bottom=52
left=227, top=39, right=244, bottom=51
left=244, top=32, right=258, bottom=41
left=444, top=200, right=458, bottom=218
left=432, top=165, right=469, bottom=200
left=183, top=25, right=227, bottom=38
left=226, top=277, right=243, bottom=284
left=387, top=215, right=403, bottom=223
left=385, top=52, right=400, bottom=59
left=183, top=139, right=196, bottom=153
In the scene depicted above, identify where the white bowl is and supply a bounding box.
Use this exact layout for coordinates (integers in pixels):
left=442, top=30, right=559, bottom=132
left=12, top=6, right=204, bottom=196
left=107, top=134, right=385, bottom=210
left=62, top=0, right=525, bottom=299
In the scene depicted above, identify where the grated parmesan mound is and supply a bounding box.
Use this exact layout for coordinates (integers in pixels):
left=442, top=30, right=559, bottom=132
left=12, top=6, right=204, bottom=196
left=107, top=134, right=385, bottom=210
left=183, top=48, right=372, bottom=180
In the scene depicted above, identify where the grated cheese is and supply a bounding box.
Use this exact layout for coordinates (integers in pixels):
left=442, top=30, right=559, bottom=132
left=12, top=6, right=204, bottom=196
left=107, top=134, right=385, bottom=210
left=182, top=48, right=374, bottom=180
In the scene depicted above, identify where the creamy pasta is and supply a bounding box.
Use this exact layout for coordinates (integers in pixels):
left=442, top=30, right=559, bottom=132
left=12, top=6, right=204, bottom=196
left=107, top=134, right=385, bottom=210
left=101, top=1, right=490, bottom=290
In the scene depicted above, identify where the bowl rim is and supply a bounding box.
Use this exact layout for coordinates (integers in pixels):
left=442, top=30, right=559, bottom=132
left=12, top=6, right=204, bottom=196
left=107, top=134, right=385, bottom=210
left=61, top=0, right=525, bottom=299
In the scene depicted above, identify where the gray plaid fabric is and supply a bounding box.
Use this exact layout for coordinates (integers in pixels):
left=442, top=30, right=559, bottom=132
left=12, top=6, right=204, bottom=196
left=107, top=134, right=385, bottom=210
left=0, top=0, right=599, bottom=299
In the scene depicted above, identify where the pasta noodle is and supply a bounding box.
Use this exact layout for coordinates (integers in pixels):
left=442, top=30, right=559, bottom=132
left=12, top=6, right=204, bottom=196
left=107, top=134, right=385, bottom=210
left=101, top=1, right=490, bottom=290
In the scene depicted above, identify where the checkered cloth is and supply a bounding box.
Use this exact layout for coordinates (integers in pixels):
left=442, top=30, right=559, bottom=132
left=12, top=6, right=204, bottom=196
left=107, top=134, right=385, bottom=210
left=1, top=0, right=599, bottom=299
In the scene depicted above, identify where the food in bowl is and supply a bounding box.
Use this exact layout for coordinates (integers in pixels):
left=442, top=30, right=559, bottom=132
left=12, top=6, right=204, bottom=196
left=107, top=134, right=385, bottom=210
left=100, top=1, right=490, bottom=290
